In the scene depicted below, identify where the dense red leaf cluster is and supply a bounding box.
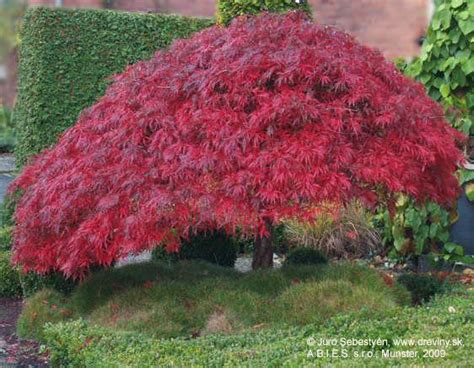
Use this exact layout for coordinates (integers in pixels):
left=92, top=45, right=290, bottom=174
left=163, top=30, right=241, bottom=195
left=10, top=12, right=464, bottom=278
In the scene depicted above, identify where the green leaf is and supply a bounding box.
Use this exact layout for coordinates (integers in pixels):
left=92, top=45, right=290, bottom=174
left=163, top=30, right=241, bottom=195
left=444, top=242, right=457, bottom=253
left=457, top=10, right=469, bottom=20
left=429, top=223, right=439, bottom=239
left=451, top=0, right=464, bottom=9
left=440, top=84, right=450, bottom=98
left=460, top=169, right=474, bottom=185
left=466, top=93, right=474, bottom=109
left=458, top=19, right=474, bottom=35
left=439, top=9, right=452, bottom=29
left=454, top=245, right=464, bottom=256
left=444, top=242, right=464, bottom=256
left=393, top=237, right=405, bottom=252
left=462, top=57, right=474, bottom=75
left=452, top=70, right=466, bottom=89
left=465, top=183, right=474, bottom=202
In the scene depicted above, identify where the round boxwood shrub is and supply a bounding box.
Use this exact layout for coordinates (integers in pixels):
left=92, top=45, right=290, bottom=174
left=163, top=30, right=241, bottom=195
left=0, top=250, right=22, bottom=297
left=216, top=0, right=312, bottom=25
left=153, top=231, right=238, bottom=267
left=397, top=273, right=447, bottom=305
left=284, top=248, right=328, bottom=266
left=20, top=271, right=78, bottom=297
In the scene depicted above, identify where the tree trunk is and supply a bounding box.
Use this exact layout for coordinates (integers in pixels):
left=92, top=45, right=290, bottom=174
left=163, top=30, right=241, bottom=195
left=252, top=220, right=274, bottom=269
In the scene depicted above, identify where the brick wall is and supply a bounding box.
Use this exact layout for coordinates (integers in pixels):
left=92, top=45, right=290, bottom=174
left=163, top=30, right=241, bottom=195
left=0, top=50, right=18, bottom=108
left=27, top=0, right=430, bottom=58
left=111, top=0, right=216, bottom=15
left=141, top=0, right=429, bottom=58
left=310, top=0, right=429, bottom=58
left=29, top=0, right=102, bottom=7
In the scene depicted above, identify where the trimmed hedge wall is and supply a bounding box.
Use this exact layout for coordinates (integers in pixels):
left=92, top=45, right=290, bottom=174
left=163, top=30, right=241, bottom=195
left=15, top=7, right=213, bottom=166
left=217, top=0, right=312, bottom=25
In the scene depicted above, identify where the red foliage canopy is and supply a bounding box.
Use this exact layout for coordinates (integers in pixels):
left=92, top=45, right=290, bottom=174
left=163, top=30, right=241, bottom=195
left=10, top=12, right=464, bottom=278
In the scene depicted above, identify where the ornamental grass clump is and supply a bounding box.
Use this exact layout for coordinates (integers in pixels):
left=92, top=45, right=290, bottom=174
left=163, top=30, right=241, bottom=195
left=10, top=12, right=464, bottom=279
left=284, top=201, right=381, bottom=259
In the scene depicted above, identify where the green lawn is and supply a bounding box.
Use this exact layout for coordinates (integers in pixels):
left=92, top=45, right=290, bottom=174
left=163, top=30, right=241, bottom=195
left=18, top=261, right=409, bottom=341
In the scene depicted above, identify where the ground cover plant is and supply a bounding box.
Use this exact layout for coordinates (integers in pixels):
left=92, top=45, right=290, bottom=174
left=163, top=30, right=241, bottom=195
left=16, top=261, right=410, bottom=342
left=9, top=12, right=464, bottom=279
left=42, top=285, right=473, bottom=367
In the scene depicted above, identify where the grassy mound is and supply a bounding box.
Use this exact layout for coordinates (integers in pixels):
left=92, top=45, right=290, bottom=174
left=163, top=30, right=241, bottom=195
left=17, top=261, right=409, bottom=341
left=44, top=287, right=473, bottom=367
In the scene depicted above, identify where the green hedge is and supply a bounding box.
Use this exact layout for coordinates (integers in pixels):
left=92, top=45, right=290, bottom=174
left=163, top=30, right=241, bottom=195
left=44, top=288, right=473, bottom=367
left=20, top=270, right=78, bottom=298
left=14, top=7, right=213, bottom=166
left=152, top=231, right=239, bottom=267
left=0, top=250, right=22, bottom=297
left=217, top=0, right=312, bottom=25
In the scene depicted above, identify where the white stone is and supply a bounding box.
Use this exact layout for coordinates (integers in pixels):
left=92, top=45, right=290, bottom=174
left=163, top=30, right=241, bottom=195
left=115, top=250, right=152, bottom=268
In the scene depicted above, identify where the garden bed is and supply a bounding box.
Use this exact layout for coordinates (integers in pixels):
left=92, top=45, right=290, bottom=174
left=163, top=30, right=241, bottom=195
left=0, top=298, right=49, bottom=367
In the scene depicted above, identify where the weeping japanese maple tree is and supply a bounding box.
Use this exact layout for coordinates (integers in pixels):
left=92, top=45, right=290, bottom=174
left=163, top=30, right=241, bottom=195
left=10, top=12, right=464, bottom=278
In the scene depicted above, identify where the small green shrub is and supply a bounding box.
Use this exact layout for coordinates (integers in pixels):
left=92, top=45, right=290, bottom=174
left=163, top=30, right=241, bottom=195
left=284, top=247, right=328, bottom=266
left=377, top=195, right=452, bottom=257
left=15, top=7, right=213, bottom=166
left=152, top=231, right=238, bottom=267
left=397, top=273, right=447, bottom=305
left=0, top=225, right=12, bottom=250
left=216, top=0, right=312, bottom=25
left=0, top=250, right=22, bottom=297
left=20, top=271, right=77, bottom=297
left=17, top=289, right=74, bottom=342
left=0, top=106, right=16, bottom=153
